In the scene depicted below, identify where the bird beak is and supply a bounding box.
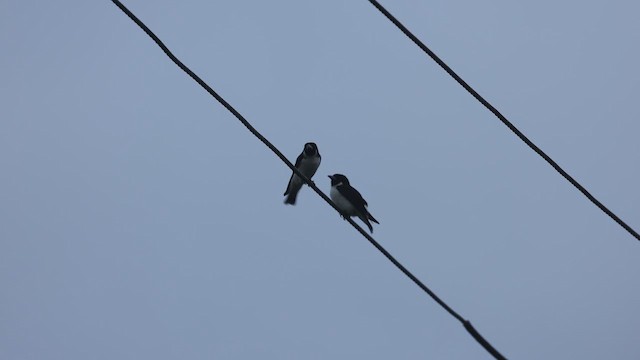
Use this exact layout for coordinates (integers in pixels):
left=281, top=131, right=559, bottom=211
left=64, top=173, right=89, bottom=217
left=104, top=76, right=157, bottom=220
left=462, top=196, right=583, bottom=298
left=328, top=175, right=333, bottom=180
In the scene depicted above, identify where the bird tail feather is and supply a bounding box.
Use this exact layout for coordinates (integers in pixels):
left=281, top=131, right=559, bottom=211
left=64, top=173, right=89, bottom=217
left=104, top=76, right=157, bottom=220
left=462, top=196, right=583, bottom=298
left=359, top=214, right=374, bottom=233
left=284, top=191, right=298, bottom=205
left=368, top=212, right=379, bottom=224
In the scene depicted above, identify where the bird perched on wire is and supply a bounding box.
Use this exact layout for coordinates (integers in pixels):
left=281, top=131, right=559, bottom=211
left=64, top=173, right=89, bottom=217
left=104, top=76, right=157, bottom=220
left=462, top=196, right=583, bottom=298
left=328, top=174, right=379, bottom=232
left=283, top=142, right=321, bottom=205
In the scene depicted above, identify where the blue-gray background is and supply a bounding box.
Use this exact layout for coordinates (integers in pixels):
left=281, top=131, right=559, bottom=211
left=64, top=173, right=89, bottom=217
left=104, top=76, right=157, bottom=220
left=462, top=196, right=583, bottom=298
left=1, top=1, right=638, bottom=359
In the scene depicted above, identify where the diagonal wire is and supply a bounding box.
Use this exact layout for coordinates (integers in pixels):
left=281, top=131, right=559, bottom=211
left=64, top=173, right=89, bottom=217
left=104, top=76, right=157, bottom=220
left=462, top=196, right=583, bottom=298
left=367, top=0, right=639, bottom=243
left=110, top=1, right=507, bottom=359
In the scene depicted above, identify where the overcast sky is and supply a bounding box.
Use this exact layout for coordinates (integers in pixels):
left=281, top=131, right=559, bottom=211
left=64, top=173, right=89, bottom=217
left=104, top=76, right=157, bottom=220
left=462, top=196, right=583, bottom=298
left=1, top=1, right=639, bottom=359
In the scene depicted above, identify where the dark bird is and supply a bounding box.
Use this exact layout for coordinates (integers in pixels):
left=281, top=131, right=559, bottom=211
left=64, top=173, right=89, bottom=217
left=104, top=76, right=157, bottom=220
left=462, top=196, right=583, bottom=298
left=328, top=174, right=379, bottom=232
left=284, top=142, right=321, bottom=205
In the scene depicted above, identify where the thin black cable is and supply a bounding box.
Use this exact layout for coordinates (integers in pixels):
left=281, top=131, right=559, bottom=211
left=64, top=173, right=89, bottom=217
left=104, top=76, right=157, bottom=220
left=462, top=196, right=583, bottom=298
left=367, top=0, right=639, bottom=243
left=110, top=1, right=506, bottom=359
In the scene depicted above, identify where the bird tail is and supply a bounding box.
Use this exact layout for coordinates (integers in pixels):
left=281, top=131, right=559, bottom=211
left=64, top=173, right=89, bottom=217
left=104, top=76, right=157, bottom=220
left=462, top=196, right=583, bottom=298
left=284, top=176, right=302, bottom=205
left=367, top=212, right=379, bottom=224
left=358, top=214, right=374, bottom=233
left=284, top=190, right=298, bottom=205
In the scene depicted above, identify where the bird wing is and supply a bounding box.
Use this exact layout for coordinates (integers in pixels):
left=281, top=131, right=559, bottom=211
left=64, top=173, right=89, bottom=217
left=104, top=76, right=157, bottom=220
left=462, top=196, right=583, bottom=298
left=293, top=152, right=304, bottom=168
left=339, top=184, right=369, bottom=214
left=284, top=152, right=305, bottom=195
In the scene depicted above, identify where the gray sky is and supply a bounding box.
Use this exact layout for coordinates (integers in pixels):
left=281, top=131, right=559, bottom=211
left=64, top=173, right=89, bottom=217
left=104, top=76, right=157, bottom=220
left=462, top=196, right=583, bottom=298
left=1, top=1, right=639, bottom=359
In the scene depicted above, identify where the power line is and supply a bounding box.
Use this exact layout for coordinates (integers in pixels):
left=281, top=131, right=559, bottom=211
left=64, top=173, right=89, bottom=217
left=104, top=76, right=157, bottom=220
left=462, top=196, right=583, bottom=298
left=367, top=0, right=639, bottom=243
left=110, top=1, right=507, bottom=359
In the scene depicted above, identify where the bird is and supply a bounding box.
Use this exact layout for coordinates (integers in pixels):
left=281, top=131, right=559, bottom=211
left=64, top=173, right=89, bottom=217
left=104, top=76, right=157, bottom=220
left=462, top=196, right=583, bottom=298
left=328, top=174, right=379, bottom=232
left=283, top=142, right=321, bottom=205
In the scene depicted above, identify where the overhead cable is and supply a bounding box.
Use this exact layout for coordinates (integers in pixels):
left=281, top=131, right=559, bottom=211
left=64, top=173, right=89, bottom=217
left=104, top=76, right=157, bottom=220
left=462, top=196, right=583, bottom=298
left=367, top=0, right=639, bottom=242
left=111, top=1, right=507, bottom=359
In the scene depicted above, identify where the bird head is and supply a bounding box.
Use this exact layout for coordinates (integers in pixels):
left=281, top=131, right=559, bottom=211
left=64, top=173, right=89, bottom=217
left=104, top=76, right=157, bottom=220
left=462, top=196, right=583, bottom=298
left=328, top=174, right=349, bottom=186
left=303, top=142, right=318, bottom=156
